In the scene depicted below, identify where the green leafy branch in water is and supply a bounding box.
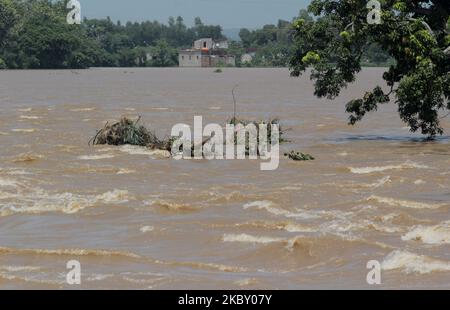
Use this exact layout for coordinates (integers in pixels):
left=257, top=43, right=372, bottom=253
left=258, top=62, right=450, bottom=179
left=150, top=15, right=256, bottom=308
left=284, top=151, right=315, bottom=161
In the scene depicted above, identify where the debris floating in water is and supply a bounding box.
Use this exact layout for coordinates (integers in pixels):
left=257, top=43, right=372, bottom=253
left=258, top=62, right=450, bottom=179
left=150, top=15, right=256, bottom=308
left=91, top=117, right=173, bottom=152
left=91, top=116, right=287, bottom=159
left=284, top=151, right=315, bottom=161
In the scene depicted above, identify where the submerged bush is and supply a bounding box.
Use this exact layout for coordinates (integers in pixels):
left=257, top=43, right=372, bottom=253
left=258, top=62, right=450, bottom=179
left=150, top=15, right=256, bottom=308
left=91, top=117, right=172, bottom=151
left=227, top=117, right=287, bottom=143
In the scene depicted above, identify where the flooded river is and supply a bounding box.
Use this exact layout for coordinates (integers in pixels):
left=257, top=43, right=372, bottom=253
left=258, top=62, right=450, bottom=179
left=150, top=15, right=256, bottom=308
left=0, top=68, right=449, bottom=289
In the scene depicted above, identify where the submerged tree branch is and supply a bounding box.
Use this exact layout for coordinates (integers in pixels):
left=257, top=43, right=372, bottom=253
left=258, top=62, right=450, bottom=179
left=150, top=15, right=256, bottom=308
left=232, top=84, right=239, bottom=121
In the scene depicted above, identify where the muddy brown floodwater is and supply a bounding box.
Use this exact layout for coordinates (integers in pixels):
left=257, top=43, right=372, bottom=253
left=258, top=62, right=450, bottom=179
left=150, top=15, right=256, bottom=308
left=0, top=68, right=449, bottom=289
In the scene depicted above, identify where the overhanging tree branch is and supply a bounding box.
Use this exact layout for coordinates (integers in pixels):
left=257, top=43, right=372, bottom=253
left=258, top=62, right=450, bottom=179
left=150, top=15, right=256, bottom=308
left=407, top=18, right=435, bottom=36
left=412, top=7, right=433, bottom=16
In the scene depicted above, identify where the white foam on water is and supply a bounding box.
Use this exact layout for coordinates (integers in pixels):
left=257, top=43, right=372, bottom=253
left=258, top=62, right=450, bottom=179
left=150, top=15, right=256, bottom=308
left=118, top=145, right=157, bottom=155
left=222, top=233, right=284, bottom=244
left=226, top=221, right=316, bottom=233
left=140, top=226, right=154, bottom=233
left=368, top=176, right=392, bottom=188
left=70, top=108, right=95, bottom=112
left=0, top=189, right=129, bottom=216
left=280, top=186, right=303, bottom=190
left=0, top=177, right=19, bottom=188
left=243, top=203, right=403, bottom=237
left=96, top=189, right=129, bottom=203
left=0, top=265, right=41, bottom=272
left=0, top=191, right=14, bottom=200
left=19, top=115, right=42, bottom=120
left=0, top=272, right=63, bottom=285
left=402, top=221, right=450, bottom=245
left=151, top=107, right=169, bottom=111
left=283, top=223, right=317, bottom=233
left=380, top=213, right=399, bottom=222
left=244, top=200, right=275, bottom=211
left=117, top=168, right=136, bottom=175
left=234, top=278, right=259, bottom=287
left=145, top=199, right=198, bottom=212
left=0, top=246, right=141, bottom=259
left=320, top=219, right=402, bottom=237
left=243, top=201, right=303, bottom=218
left=244, top=201, right=335, bottom=220
left=78, top=154, right=115, bottom=160
left=11, top=128, right=38, bottom=133
left=118, top=145, right=170, bottom=158
left=382, top=250, right=450, bottom=274
left=3, top=275, right=63, bottom=285
left=96, top=147, right=117, bottom=152
left=243, top=204, right=400, bottom=238
left=368, top=195, right=445, bottom=209
left=86, top=273, right=114, bottom=281
left=414, top=179, right=426, bottom=185
left=3, top=169, right=32, bottom=176
left=349, top=161, right=428, bottom=174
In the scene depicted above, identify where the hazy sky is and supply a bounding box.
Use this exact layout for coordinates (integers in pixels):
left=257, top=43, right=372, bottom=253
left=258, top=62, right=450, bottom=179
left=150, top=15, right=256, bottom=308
left=81, top=0, right=310, bottom=28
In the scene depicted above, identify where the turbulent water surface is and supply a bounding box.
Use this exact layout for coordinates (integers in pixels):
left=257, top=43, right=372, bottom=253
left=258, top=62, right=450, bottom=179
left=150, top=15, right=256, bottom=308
left=0, top=68, right=449, bottom=289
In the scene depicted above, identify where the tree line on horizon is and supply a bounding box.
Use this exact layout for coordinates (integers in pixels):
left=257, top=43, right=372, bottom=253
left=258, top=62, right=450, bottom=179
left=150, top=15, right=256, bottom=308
left=0, top=0, right=393, bottom=69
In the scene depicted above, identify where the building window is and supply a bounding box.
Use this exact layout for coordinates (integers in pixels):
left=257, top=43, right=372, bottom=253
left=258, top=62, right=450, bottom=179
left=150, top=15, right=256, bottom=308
left=203, top=42, right=207, bottom=48
left=197, top=56, right=199, bottom=60
left=189, top=56, right=191, bottom=60
left=182, top=56, right=184, bottom=60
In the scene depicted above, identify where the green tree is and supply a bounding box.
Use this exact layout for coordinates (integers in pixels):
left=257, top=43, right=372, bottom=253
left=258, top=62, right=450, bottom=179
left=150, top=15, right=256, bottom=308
left=2, top=0, right=102, bottom=68
left=290, top=0, right=450, bottom=138
left=0, top=0, right=18, bottom=44
left=117, top=48, right=138, bottom=67
left=239, top=28, right=253, bottom=48
left=194, top=17, right=225, bottom=41
left=0, top=0, right=19, bottom=68
left=148, top=39, right=177, bottom=67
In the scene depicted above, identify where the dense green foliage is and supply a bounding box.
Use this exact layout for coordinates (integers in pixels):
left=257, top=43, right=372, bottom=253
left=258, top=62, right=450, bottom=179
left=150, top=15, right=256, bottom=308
left=236, top=19, right=294, bottom=67
left=290, top=0, right=450, bottom=137
left=233, top=9, right=391, bottom=67
left=0, top=0, right=225, bottom=68
left=0, top=0, right=17, bottom=43
left=0, top=1, right=393, bottom=69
